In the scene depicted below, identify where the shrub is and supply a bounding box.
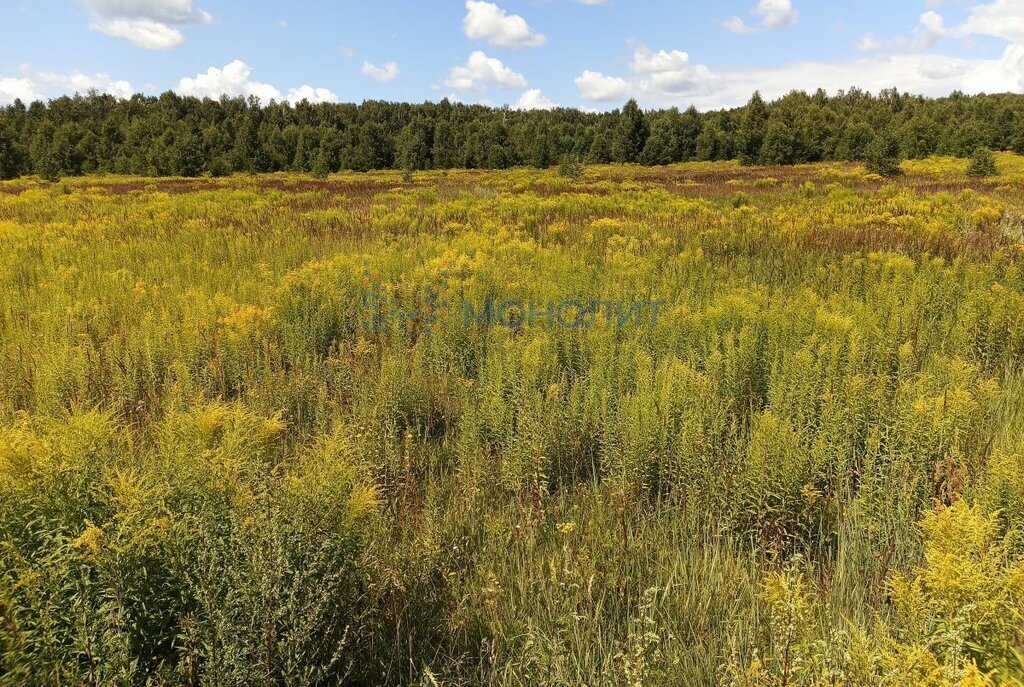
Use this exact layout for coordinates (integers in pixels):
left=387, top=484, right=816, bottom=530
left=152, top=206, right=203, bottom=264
left=731, top=191, right=753, bottom=208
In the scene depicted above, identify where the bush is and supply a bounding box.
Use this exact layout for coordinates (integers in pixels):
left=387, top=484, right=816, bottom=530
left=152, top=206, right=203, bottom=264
left=967, top=147, right=998, bottom=177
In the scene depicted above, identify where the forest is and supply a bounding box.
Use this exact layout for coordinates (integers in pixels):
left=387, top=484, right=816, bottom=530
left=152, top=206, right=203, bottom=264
left=2, top=87, right=1024, bottom=180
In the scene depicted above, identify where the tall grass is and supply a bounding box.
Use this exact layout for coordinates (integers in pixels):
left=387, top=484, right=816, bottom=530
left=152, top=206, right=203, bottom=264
left=1, top=158, right=1023, bottom=685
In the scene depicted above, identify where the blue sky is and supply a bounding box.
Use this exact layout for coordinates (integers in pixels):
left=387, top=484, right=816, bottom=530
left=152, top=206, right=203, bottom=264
left=1, top=0, right=1023, bottom=110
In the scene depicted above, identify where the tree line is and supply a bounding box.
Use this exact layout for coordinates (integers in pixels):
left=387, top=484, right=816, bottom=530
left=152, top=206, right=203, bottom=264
left=2, top=87, right=1024, bottom=180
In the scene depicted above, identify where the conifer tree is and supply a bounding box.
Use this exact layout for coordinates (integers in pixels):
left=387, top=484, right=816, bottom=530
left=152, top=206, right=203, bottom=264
left=612, top=99, right=648, bottom=164
left=587, top=126, right=613, bottom=163
left=966, top=146, right=998, bottom=177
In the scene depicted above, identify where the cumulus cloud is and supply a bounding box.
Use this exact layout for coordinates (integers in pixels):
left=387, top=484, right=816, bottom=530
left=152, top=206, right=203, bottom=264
left=0, top=61, right=343, bottom=106
left=855, top=11, right=948, bottom=52
left=0, top=65, right=132, bottom=105
left=576, top=46, right=714, bottom=102
left=575, top=40, right=1024, bottom=110
left=444, top=51, right=528, bottom=91
left=515, top=88, right=557, bottom=110
left=284, top=85, right=339, bottom=104
left=0, top=77, right=42, bottom=105
left=724, top=0, right=797, bottom=34
left=176, top=60, right=338, bottom=103
left=85, top=0, right=211, bottom=49
left=580, top=2, right=1024, bottom=110
left=575, top=70, right=630, bottom=101
left=955, top=0, right=1024, bottom=44
left=361, top=61, right=400, bottom=82
left=463, top=1, right=546, bottom=48
left=176, top=60, right=281, bottom=101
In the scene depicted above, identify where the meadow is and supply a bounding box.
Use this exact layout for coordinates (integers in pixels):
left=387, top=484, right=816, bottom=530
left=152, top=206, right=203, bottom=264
left=1, top=156, right=1024, bottom=686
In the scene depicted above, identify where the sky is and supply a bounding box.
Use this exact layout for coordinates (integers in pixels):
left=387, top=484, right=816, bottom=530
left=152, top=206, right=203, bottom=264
left=2, top=0, right=1024, bottom=111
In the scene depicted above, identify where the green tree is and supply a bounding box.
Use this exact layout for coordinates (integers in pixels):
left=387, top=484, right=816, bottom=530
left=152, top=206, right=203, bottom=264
left=738, top=91, right=769, bottom=165
left=558, top=153, right=584, bottom=179
left=899, top=113, right=940, bottom=159
left=231, top=112, right=264, bottom=173
left=966, top=146, right=998, bottom=177
left=170, top=125, right=205, bottom=177
left=587, top=126, right=613, bottom=163
left=431, top=119, right=460, bottom=170
left=484, top=120, right=515, bottom=169
left=864, top=128, right=903, bottom=176
left=292, top=126, right=318, bottom=172
left=676, top=106, right=702, bottom=161
left=396, top=119, right=433, bottom=171
left=0, top=121, right=25, bottom=179
left=347, top=122, right=393, bottom=172
left=640, top=115, right=678, bottom=166
left=612, top=99, right=648, bottom=163
left=834, top=120, right=875, bottom=161
left=524, top=121, right=552, bottom=168
left=759, top=115, right=798, bottom=165
left=695, top=120, right=728, bottom=161
left=940, top=119, right=985, bottom=157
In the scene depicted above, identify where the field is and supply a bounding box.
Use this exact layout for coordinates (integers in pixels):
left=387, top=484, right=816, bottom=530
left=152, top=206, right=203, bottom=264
left=2, top=157, right=1024, bottom=685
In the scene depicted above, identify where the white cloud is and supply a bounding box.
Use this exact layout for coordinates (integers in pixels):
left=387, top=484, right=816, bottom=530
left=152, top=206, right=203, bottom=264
left=918, top=11, right=948, bottom=46
left=176, top=60, right=281, bottom=101
left=722, top=17, right=756, bottom=35
left=572, top=0, right=610, bottom=4
left=0, top=66, right=132, bottom=105
left=338, top=45, right=356, bottom=59
left=0, top=77, right=43, bottom=104
left=90, top=18, right=185, bottom=49
left=85, top=0, right=211, bottom=49
left=630, top=47, right=692, bottom=74
left=463, top=1, right=546, bottom=48
left=575, top=70, right=630, bottom=101
left=854, top=11, right=949, bottom=53
left=576, top=40, right=1024, bottom=110
left=86, top=0, right=211, bottom=24
left=577, top=45, right=715, bottom=103
left=515, top=88, right=557, bottom=110
left=724, top=0, right=797, bottom=34
left=863, top=2, right=1024, bottom=57
left=361, top=61, right=400, bottom=82
left=856, top=34, right=883, bottom=52
left=33, top=68, right=134, bottom=98
left=285, top=85, right=339, bottom=104
left=176, top=60, right=338, bottom=103
left=955, top=0, right=1024, bottom=44
left=757, top=0, right=798, bottom=28
left=444, top=51, right=527, bottom=91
